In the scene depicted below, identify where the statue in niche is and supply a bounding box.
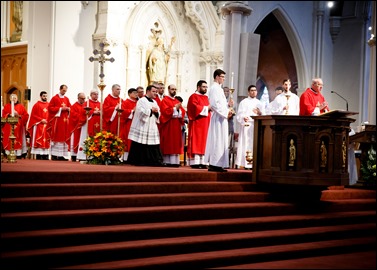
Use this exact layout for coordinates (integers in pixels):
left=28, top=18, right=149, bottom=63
left=146, top=22, right=175, bottom=86
left=320, top=141, right=327, bottom=168
left=288, top=139, right=296, bottom=167
left=342, top=140, right=347, bottom=167
left=11, top=1, right=23, bottom=42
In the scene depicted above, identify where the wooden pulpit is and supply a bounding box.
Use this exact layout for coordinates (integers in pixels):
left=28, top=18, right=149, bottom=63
left=349, top=124, right=376, bottom=183
left=252, top=111, right=357, bottom=190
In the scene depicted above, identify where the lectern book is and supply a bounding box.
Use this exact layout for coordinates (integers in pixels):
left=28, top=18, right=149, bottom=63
left=320, top=109, right=359, bottom=118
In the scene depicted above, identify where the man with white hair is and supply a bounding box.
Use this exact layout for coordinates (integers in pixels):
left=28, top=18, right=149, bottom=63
left=77, top=89, right=101, bottom=160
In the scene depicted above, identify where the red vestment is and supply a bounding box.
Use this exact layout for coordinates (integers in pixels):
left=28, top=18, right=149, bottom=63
left=186, top=93, right=211, bottom=158
left=47, top=94, right=71, bottom=146
left=68, top=102, right=86, bottom=154
left=87, top=99, right=101, bottom=136
left=159, top=96, right=186, bottom=155
left=2, top=102, right=29, bottom=151
left=119, top=98, right=137, bottom=152
left=299, top=88, right=329, bottom=116
left=103, top=94, right=121, bottom=135
left=27, top=100, right=50, bottom=151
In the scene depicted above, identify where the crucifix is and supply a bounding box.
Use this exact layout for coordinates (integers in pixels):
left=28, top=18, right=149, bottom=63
left=89, top=42, right=115, bottom=131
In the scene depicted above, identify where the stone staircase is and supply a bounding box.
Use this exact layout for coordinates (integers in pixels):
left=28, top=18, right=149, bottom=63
left=1, top=167, right=376, bottom=269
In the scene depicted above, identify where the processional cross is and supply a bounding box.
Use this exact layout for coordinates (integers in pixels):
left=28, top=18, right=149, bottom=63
left=89, top=42, right=115, bottom=131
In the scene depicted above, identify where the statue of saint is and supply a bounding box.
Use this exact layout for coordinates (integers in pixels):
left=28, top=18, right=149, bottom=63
left=146, top=22, right=175, bottom=86
left=11, top=1, right=23, bottom=42
left=320, top=141, right=327, bottom=168
left=288, top=139, right=296, bottom=166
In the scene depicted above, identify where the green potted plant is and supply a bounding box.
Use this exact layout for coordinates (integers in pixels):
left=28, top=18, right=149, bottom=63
left=360, top=145, right=376, bottom=187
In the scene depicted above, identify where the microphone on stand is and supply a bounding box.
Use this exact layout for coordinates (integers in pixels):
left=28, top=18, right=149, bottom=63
left=331, top=91, right=349, bottom=111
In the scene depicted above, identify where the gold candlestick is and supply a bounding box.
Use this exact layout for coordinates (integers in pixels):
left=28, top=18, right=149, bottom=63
left=229, top=88, right=236, bottom=115
left=97, top=82, right=106, bottom=131
left=245, top=150, right=253, bottom=165
left=6, top=116, right=19, bottom=163
left=1, top=117, right=7, bottom=162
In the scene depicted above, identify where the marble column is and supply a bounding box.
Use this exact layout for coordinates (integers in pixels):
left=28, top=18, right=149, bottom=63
left=221, top=1, right=252, bottom=100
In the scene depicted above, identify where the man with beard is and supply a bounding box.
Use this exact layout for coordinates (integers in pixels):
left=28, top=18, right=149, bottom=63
left=27, top=91, right=50, bottom=160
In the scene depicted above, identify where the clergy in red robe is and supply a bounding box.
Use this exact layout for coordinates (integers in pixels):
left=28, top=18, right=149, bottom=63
left=68, top=93, right=87, bottom=161
left=119, top=88, right=138, bottom=162
left=186, top=80, right=211, bottom=169
left=87, top=89, right=101, bottom=137
left=27, top=91, right=50, bottom=159
left=2, top=93, right=29, bottom=158
left=159, top=84, right=186, bottom=167
left=102, top=84, right=122, bottom=135
left=299, top=78, right=329, bottom=116
left=47, top=84, right=71, bottom=160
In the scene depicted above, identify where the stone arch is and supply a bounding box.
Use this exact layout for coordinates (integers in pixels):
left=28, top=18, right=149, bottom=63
left=122, top=1, right=215, bottom=102
left=271, top=6, right=309, bottom=94
left=253, top=6, right=308, bottom=98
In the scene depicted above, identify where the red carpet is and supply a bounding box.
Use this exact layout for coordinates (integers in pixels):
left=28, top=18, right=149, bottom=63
left=1, top=159, right=376, bottom=269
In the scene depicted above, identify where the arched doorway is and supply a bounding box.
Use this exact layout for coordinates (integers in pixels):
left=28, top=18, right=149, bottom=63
left=255, top=13, right=298, bottom=102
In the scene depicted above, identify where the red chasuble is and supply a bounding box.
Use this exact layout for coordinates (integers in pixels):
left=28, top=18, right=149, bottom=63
left=103, top=94, right=121, bottom=135
left=47, top=94, right=71, bottom=145
left=87, top=99, right=101, bottom=136
left=186, top=93, right=211, bottom=158
left=159, top=96, right=186, bottom=155
left=2, top=102, right=29, bottom=151
left=299, top=88, right=329, bottom=116
left=68, top=101, right=86, bottom=154
left=119, top=98, right=137, bottom=152
left=27, top=100, right=50, bottom=150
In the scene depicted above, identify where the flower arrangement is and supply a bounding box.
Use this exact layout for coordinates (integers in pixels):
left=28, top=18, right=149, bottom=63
left=82, top=131, right=124, bottom=165
left=360, top=145, right=376, bottom=186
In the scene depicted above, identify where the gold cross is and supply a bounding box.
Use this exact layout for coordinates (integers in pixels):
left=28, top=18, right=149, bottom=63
left=89, top=42, right=115, bottom=82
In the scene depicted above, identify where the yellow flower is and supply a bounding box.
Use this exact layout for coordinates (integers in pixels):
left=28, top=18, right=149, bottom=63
left=83, top=131, right=124, bottom=165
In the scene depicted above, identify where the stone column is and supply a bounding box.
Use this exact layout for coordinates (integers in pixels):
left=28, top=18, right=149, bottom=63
left=367, top=1, right=376, bottom=124
left=313, top=2, right=325, bottom=77
left=221, top=1, right=252, bottom=99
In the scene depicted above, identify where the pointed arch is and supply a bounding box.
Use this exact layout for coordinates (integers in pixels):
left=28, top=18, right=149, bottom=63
left=271, top=6, right=309, bottom=93
left=253, top=6, right=309, bottom=95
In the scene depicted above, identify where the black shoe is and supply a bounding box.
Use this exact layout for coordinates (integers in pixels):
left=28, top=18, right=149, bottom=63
left=58, top=156, right=68, bottom=161
left=42, top=155, right=49, bottom=160
left=190, top=165, right=201, bottom=169
left=71, top=156, right=77, bottom=162
left=51, top=155, right=58, bottom=160
left=208, top=165, right=227, bottom=172
left=199, top=165, right=208, bottom=169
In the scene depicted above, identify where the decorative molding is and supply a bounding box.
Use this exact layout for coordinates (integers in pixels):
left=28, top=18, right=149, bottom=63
left=184, top=1, right=210, bottom=51
left=221, top=1, right=253, bottom=17
left=329, top=16, right=342, bottom=43
left=81, top=1, right=89, bottom=9
left=199, top=51, right=223, bottom=65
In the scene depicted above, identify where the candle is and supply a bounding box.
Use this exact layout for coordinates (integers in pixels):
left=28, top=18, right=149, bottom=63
left=11, top=98, right=15, bottom=117
left=231, top=72, right=234, bottom=89
left=87, top=96, right=89, bottom=107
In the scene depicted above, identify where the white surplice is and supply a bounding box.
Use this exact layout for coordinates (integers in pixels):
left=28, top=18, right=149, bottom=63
left=204, top=82, right=230, bottom=168
left=267, top=91, right=300, bottom=115
left=128, top=96, right=160, bottom=145
left=235, top=97, right=263, bottom=168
